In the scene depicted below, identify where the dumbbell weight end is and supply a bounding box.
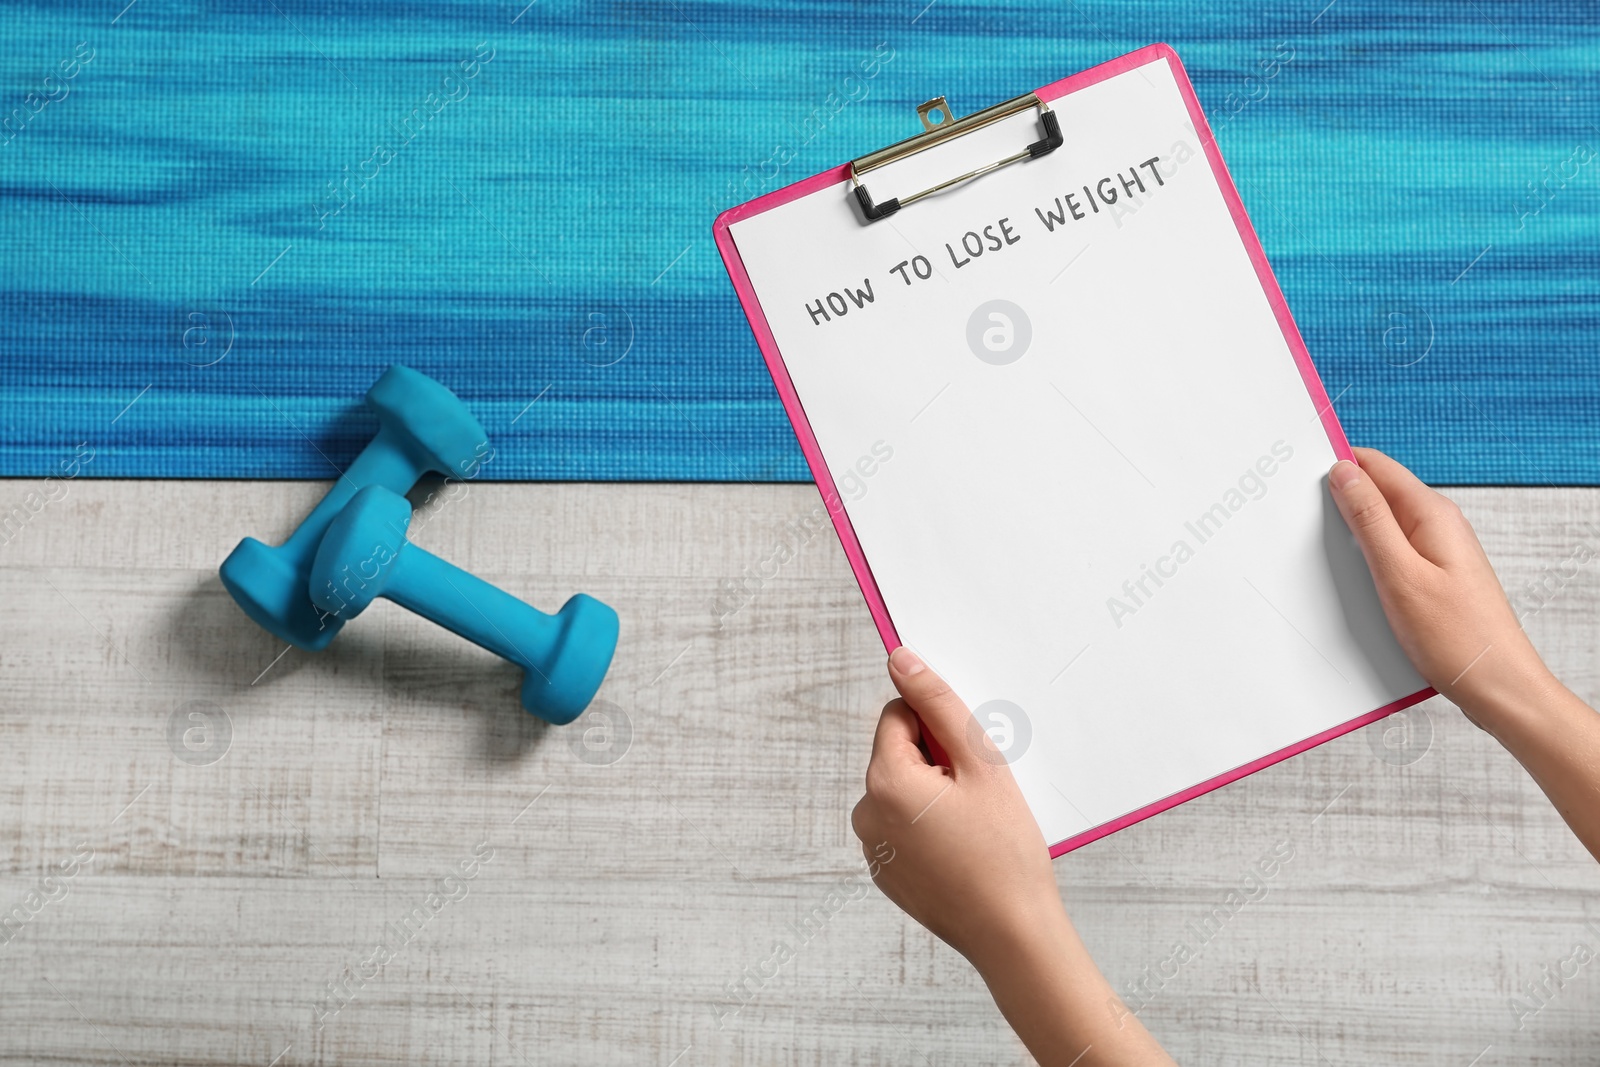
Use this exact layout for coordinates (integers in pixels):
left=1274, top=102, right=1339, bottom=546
left=384, top=550, right=619, bottom=725
left=219, top=365, right=489, bottom=652
left=220, top=426, right=422, bottom=652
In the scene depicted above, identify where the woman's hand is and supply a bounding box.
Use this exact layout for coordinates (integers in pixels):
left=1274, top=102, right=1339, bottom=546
left=852, top=647, right=1177, bottom=1066
left=1327, top=447, right=1555, bottom=718
left=1330, top=447, right=1600, bottom=861
left=850, top=646, right=1060, bottom=966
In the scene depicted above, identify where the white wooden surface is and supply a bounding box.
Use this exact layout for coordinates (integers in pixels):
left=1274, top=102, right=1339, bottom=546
left=1, top=479, right=1597, bottom=1066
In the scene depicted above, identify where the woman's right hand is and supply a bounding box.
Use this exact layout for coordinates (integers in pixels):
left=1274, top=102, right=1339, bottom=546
left=1326, top=447, right=1557, bottom=721
left=1329, top=446, right=1600, bottom=863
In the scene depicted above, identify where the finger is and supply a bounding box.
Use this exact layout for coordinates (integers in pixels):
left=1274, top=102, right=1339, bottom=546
left=870, top=698, right=933, bottom=772
left=850, top=795, right=873, bottom=844
left=864, top=699, right=945, bottom=814
left=1328, top=458, right=1427, bottom=580
left=1352, top=447, right=1470, bottom=565
left=886, top=646, right=985, bottom=773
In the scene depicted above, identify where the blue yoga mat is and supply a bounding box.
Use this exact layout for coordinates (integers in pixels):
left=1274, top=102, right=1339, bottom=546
left=1, top=2, right=1596, bottom=484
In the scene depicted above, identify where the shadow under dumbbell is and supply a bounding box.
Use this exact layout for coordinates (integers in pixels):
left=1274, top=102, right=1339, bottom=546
left=167, top=573, right=321, bottom=687
left=170, top=577, right=552, bottom=762
left=379, top=621, right=555, bottom=762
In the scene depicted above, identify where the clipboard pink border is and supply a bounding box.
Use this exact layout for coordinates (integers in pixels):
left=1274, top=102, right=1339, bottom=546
left=712, top=42, right=1435, bottom=858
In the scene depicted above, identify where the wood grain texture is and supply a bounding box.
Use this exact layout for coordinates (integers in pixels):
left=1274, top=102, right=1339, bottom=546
left=1, top=480, right=1598, bottom=1066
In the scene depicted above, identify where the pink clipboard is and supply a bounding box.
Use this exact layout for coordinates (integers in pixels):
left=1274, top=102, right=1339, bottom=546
left=712, top=43, right=1435, bottom=857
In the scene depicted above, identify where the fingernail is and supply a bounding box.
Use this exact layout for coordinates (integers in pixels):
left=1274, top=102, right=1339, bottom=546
left=1329, top=460, right=1361, bottom=491
left=889, top=646, right=926, bottom=677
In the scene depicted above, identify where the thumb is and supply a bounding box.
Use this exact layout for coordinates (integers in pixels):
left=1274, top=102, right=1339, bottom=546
left=887, top=647, right=984, bottom=772
left=1328, top=459, right=1421, bottom=579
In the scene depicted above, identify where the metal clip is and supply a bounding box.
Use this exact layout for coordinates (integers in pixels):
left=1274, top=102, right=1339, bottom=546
left=850, top=93, right=1063, bottom=222
left=916, top=97, right=955, bottom=132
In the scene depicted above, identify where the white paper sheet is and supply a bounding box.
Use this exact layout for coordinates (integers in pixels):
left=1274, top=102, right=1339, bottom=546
left=726, top=55, right=1424, bottom=848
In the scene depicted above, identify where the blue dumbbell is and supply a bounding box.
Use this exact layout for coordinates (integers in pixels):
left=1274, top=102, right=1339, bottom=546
left=220, top=365, right=489, bottom=651
left=308, top=485, right=618, bottom=724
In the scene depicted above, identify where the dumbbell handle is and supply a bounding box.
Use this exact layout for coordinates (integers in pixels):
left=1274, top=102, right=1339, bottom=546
left=278, top=425, right=424, bottom=565
left=383, top=546, right=561, bottom=675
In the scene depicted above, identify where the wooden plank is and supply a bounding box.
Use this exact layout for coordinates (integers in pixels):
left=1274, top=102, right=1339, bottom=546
left=1, top=480, right=1597, bottom=1065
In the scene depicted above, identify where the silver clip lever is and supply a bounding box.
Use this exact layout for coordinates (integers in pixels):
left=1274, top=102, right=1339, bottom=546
left=850, top=93, right=1063, bottom=222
